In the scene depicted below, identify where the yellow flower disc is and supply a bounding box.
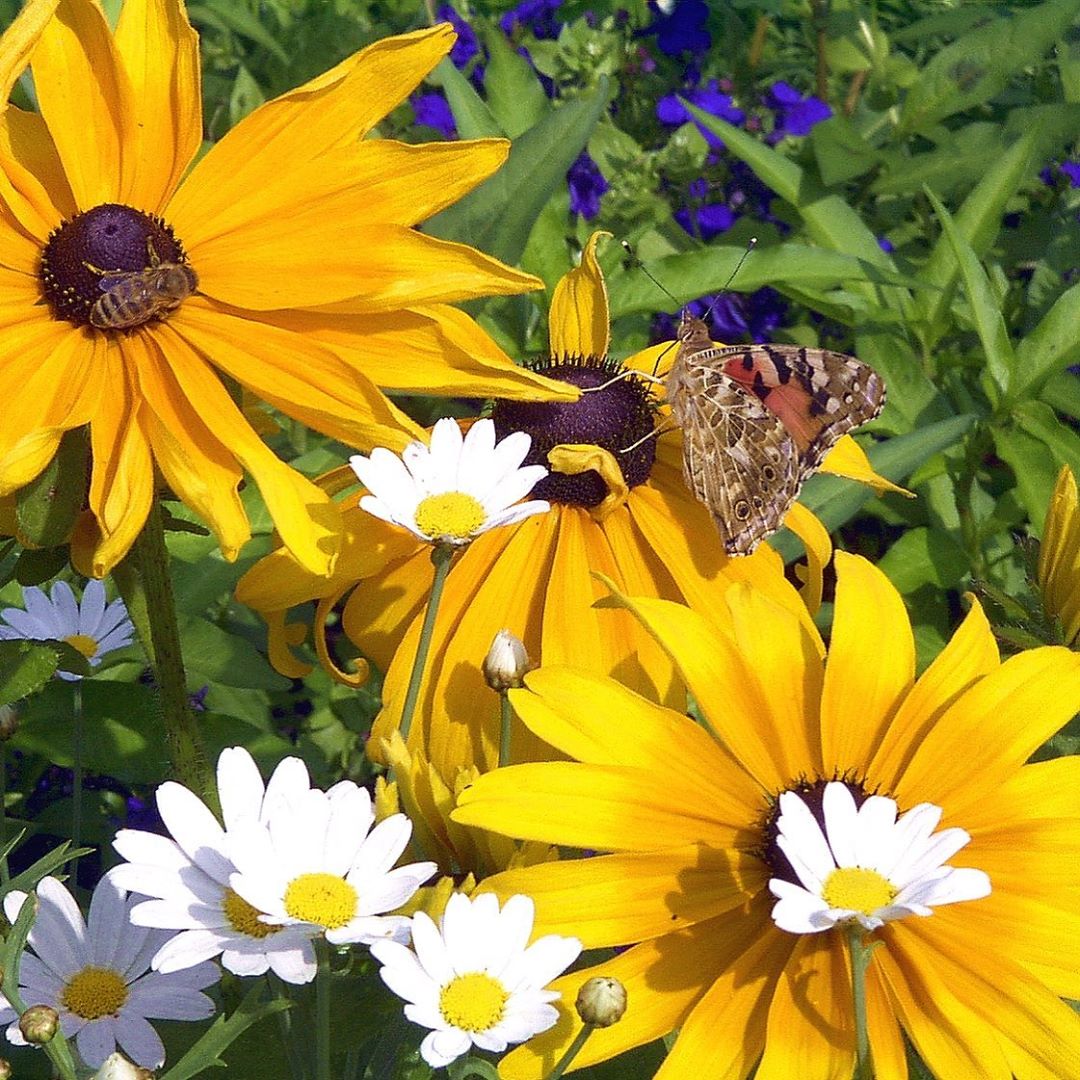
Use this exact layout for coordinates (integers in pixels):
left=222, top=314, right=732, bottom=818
left=821, top=867, right=896, bottom=914
left=63, top=634, right=99, bottom=659
left=61, top=967, right=128, bottom=1020
left=414, top=493, right=487, bottom=540
left=283, top=872, right=357, bottom=930
left=223, top=887, right=280, bottom=939
left=439, top=972, right=508, bottom=1032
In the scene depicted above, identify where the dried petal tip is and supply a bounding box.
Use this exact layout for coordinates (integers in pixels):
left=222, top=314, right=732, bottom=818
left=0, top=1058, right=11, bottom=1080
left=575, top=976, right=627, bottom=1027
left=0, top=705, right=18, bottom=741
left=94, top=1054, right=154, bottom=1080
left=19, top=1004, right=59, bottom=1044
left=483, top=629, right=532, bottom=691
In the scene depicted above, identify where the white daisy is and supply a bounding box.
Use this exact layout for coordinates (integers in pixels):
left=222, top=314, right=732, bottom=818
left=0, top=875, right=218, bottom=1070
left=0, top=579, right=134, bottom=680
left=768, top=781, right=992, bottom=934
left=349, top=417, right=550, bottom=546
left=227, top=778, right=437, bottom=946
left=111, top=746, right=321, bottom=985
left=371, top=892, right=582, bottom=1069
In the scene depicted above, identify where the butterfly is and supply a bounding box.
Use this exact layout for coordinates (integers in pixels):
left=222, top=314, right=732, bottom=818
left=664, top=311, right=886, bottom=555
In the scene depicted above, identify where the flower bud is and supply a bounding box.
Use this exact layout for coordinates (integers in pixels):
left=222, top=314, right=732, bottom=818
left=19, top=1004, right=59, bottom=1044
left=94, top=1052, right=154, bottom=1079
left=0, top=1058, right=11, bottom=1079
left=575, top=976, right=627, bottom=1027
left=482, top=630, right=532, bottom=691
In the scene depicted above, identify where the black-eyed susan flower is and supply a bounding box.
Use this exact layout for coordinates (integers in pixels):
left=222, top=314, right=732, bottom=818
left=0, top=0, right=571, bottom=577
left=1039, top=464, right=1080, bottom=644
left=237, top=231, right=876, bottom=789
left=454, top=552, right=1080, bottom=1079
left=371, top=892, right=581, bottom=1069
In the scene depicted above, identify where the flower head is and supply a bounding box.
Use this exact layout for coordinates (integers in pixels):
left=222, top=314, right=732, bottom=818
left=349, top=418, right=550, bottom=547
left=0, top=1, right=570, bottom=577
left=111, top=746, right=323, bottom=985
left=766, top=80, right=832, bottom=139
left=567, top=152, right=609, bottom=220
left=0, top=579, right=133, bottom=679
left=412, top=91, right=457, bottom=138
left=0, top=876, right=217, bottom=1070
left=454, top=553, right=1080, bottom=1078
left=641, top=0, right=711, bottom=57
left=1039, top=464, right=1080, bottom=644
left=657, top=79, right=745, bottom=149
left=227, top=778, right=436, bottom=946
left=371, top=892, right=581, bottom=1068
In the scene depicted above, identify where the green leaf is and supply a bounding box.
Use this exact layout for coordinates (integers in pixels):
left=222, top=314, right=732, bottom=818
left=159, top=982, right=292, bottom=1080
left=993, top=423, right=1063, bottom=530
left=914, top=127, right=1041, bottom=349
left=179, top=615, right=290, bottom=691
left=923, top=188, right=1014, bottom=399
left=1011, top=277, right=1080, bottom=403
left=811, top=115, right=885, bottom=186
left=14, top=427, right=87, bottom=548
left=897, top=0, right=1080, bottom=135
left=1040, top=371, right=1080, bottom=418
left=877, top=527, right=969, bottom=592
left=187, top=0, right=289, bottom=63
left=13, top=547, right=69, bottom=587
left=425, top=79, right=610, bottom=267
left=0, top=639, right=58, bottom=707
left=769, top=414, right=977, bottom=561
left=434, top=57, right=503, bottom=140
left=229, top=64, right=265, bottom=127
left=481, top=26, right=549, bottom=137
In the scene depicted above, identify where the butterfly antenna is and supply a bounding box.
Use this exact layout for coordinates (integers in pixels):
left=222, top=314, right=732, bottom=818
left=698, top=236, right=757, bottom=325
left=621, top=240, right=680, bottom=307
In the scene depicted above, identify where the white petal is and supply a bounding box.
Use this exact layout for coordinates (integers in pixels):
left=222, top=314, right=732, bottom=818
left=821, top=782, right=860, bottom=867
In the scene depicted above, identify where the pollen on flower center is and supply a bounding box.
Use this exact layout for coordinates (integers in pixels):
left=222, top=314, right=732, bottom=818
left=61, top=966, right=128, bottom=1019
left=822, top=867, right=896, bottom=914
left=223, top=886, right=281, bottom=939
left=283, top=872, right=357, bottom=930
left=63, top=634, right=99, bottom=659
left=414, top=492, right=488, bottom=540
left=39, top=203, right=197, bottom=331
left=491, top=357, right=658, bottom=508
left=439, top=972, right=508, bottom=1032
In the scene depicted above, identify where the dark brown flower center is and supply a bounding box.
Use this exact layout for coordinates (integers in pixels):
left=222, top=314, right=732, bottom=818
left=39, top=203, right=197, bottom=331
left=759, top=777, right=872, bottom=887
left=491, top=356, right=658, bottom=508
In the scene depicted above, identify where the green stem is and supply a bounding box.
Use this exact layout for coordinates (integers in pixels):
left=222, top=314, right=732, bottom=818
left=398, top=544, right=454, bottom=743
left=70, top=680, right=83, bottom=866
left=847, top=924, right=875, bottom=1080
left=498, top=689, right=513, bottom=768
left=544, top=1023, right=595, bottom=1080
left=134, top=498, right=217, bottom=812
left=0, top=736, right=8, bottom=883
left=316, top=941, right=332, bottom=1080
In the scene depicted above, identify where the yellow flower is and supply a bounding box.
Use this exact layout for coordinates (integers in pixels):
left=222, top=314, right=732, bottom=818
left=0, top=0, right=569, bottom=576
left=1039, top=464, right=1080, bottom=644
left=455, top=553, right=1080, bottom=1079
left=237, top=232, right=817, bottom=788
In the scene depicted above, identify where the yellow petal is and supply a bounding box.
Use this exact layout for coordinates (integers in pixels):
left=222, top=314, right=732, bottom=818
left=453, top=761, right=742, bottom=851
left=547, top=443, right=628, bottom=520
left=783, top=499, right=829, bottom=615
left=114, top=0, right=201, bottom=211
left=0, top=105, right=71, bottom=235
left=31, top=0, right=135, bottom=209
left=153, top=321, right=341, bottom=576
left=193, top=221, right=540, bottom=312
left=870, top=597, right=998, bottom=791
left=131, top=331, right=249, bottom=560
left=0, top=206, right=45, bottom=277
left=821, top=434, right=913, bottom=496
left=169, top=299, right=423, bottom=450
left=511, top=665, right=760, bottom=815
left=548, top=230, right=611, bottom=358
left=820, top=552, right=914, bottom=776
left=167, top=24, right=455, bottom=232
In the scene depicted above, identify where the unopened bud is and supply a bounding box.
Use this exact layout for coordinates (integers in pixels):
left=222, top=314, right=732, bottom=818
left=0, top=705, right=17, bottom=741
left=482, top=630, right=532, bottom=691
left=0, top=1058, right=11, bottom=1079
left=95, top=1053, right=154, bottom=1079
left=19, top=1003, right=59, bottom=1044
left=575, top=976, right=627, bottom=1027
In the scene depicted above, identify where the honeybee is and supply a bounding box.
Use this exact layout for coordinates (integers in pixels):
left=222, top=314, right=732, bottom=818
left=84, top=239, right=198, bottom=330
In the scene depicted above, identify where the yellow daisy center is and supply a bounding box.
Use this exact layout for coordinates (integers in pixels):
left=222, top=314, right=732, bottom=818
left=822, top=867, right=896, bottom=914
left=63, top=634, right=99, bottom=659
left=223, top=887, right=281, bottom=939
left=414, top=492, right=487, bottom=540
left=283, top=872, right=357, bottom=930
left=61, top=966, right=128, bottom=1019
left=439, top=972, right=508, bottom=1032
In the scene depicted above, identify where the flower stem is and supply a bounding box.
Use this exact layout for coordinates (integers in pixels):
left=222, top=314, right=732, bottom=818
left=316, top=940, right=332, bottom=1080
left=0, top=737, right=8, bottom=883
left=133, top=498, right=217, bottom=813
left=847, top=923, right=876, bottom=1080
left=398, top=543, right=454, bottom=743
left=70, top=680, right=83, bottom=865
left=544, top=1023, right=595, bottom=1080
left=498, top=689, right=513, bottom=767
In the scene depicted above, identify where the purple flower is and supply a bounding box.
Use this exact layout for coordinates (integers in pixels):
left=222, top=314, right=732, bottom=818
left=641, top=0, right=711, bottom=57
left=651, top=288, right=788, bottom=346
left=766, top=81, right=831, bottom=139
left=1062, top=161, right=1080, bottom=187
left=675, top=202, right=736, bottom=241
left=877, top=236, right=895, bottom=254
left=568, top=152, right=609, bottom=220
left=438, top=4, right=481, bottom=67
left=657, top=79, right=744, bottom=149
left=413, top=92, right=457, bottom=139
left=500, top=0, right=563, bottom=39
